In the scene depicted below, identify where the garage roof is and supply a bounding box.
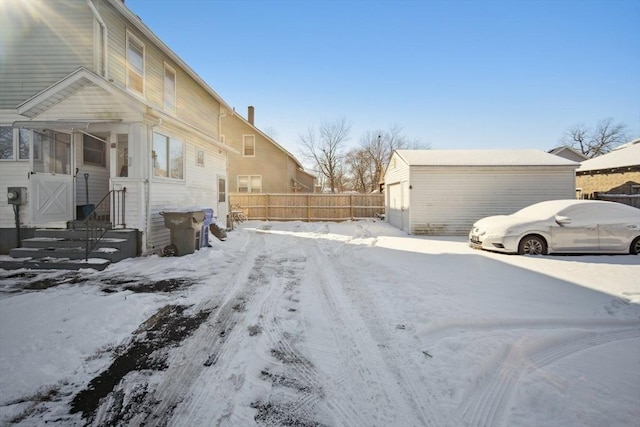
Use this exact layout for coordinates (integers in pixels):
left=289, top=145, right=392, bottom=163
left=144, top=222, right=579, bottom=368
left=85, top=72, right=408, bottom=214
left=395, top=149, right=579, bottom=167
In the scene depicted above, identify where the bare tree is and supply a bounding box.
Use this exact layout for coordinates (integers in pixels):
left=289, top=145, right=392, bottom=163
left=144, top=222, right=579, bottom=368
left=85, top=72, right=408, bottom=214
left=350, top=125, right=427, bottom=193
left=562, top=118, right=628, bottom=158
left=344, top=148, right=371, bottom=193
left=299, top=118, right=351, bottom=193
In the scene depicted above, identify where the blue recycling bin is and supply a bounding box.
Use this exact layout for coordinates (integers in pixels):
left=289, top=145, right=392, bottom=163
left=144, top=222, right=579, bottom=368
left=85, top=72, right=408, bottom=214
left=200, top=208, right=215, bottom=248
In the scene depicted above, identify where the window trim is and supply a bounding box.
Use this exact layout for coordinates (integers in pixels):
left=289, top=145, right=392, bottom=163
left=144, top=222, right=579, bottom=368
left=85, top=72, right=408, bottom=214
left=243, top=134, right=256, bottom=157
left=82, top=133, right=107, bottom=167
left=237, top=175, right=262, bottom=193
left=126, top=31, right=145, bottom=96
left=152, top=131, right=185, bottom=181
left=0, top=126, right=31, bottom=161
left=163, top=62, right=177, bottom=114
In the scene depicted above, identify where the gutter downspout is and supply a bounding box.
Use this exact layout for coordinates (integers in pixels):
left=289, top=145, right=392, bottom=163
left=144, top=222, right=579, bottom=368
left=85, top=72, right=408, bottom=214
left=86, top=0, right=108, bottom=79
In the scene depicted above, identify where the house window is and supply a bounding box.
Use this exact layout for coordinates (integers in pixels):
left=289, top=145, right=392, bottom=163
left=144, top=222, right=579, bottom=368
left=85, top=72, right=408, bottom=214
left=0, top=126, right=13, bottom=159
left=18, top=129, right=30, bottom=160
left=83, top=133, right=106, bottom=166
left=243, top=135, right=255, bottom=157
left=218, top=177, right=226, bottom=203
left=126, top=33, right=145, bottom=95
left=237, top=175, right=261, bottom=193
left=152, top=132, right=184, bottom=180
left=0, top=127, right=31, bottom=160
left=163, top=63, right=176, bottom=113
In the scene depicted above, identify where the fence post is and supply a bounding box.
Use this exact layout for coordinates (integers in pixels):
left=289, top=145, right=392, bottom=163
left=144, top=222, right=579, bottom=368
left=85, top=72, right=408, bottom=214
left=307, top=194, right=311, bottom=222
left=265, top=194, right=269, bottom=221
left=350, top=194, right=354, bottom=220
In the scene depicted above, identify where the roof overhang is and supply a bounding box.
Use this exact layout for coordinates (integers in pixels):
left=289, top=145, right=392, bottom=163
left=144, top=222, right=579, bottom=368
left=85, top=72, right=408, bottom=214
left=12, top=119, right=123, bottom=130
left=16, top=67, right=145, bottom=119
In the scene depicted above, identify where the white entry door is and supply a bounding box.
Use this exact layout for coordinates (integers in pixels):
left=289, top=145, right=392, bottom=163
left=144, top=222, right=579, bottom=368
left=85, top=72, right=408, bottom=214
left=30, top=130, right=74, bottom=224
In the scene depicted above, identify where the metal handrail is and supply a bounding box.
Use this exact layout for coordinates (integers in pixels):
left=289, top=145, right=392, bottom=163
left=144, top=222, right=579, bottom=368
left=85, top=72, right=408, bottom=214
left=83, top=187, right=126, bottom=260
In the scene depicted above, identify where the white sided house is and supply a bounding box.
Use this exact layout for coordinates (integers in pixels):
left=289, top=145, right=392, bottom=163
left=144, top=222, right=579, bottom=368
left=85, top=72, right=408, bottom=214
left=384, top=149, right=579, bottom=235
left=0, top=0, right=235, bottom=258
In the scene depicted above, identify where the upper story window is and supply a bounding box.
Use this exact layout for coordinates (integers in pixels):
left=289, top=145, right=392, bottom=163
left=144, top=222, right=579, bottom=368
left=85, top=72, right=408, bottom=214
left=152, top=132, right=184, bottom=180
left=243, top=135, right=255, bottom=157
left=126, top=32, right=145, bottom=96
left=163, top=63, right=176, bottom=113
left=83, top=133, right=106, bottom=167
left=0, top=126, right=31, bottom=161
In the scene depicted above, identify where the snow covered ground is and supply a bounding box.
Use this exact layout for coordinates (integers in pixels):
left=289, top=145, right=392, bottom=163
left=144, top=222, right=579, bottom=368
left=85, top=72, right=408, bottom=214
left=1, top=220, right=639, bottom=426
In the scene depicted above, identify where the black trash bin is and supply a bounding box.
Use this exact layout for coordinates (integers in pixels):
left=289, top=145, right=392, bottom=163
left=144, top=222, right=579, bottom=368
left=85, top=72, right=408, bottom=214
left=160, top=210, right=205, bottom=256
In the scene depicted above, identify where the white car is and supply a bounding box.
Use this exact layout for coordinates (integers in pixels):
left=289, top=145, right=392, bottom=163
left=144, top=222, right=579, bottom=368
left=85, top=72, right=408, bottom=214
left=469, top=199, right=640, bottom=255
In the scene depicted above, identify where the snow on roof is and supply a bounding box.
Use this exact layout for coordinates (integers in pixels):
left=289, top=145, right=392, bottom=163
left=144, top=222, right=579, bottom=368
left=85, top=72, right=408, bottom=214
left=395, top=149, right=579, bottom=167
left=577, top=139, right=640, bottom=172
left=547, top=146, right=589, bottom=161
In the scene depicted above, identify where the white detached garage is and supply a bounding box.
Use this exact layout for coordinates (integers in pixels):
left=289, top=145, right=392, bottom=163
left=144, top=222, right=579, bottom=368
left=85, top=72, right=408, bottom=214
left=384, top=149, right=578, bottom=235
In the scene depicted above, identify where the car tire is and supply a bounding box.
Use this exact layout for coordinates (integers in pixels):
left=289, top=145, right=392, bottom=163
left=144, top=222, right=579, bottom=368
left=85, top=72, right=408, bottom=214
left=518, top=235, right=547, bottom=255
left=631, top=236, right=640, bottom=255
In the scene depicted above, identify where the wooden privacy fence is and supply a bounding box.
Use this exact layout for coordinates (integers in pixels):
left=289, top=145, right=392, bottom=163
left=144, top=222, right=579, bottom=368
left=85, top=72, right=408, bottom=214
left=229, top=193, right=385, bottom=222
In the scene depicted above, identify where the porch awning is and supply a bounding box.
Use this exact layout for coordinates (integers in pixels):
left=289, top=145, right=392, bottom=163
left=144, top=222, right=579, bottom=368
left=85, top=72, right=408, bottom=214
left=12, top=119, right=123, bottom=130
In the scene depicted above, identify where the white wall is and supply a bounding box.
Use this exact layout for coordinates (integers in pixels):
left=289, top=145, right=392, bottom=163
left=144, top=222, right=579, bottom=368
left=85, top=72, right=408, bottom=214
left=384, top=153, right=411, bottom=231
left=408, top=166, right=576, bottom=235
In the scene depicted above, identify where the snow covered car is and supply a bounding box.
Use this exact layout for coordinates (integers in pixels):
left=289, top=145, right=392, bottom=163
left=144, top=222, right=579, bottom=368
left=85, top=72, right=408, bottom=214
left=469, top=199, right=640, bottom=255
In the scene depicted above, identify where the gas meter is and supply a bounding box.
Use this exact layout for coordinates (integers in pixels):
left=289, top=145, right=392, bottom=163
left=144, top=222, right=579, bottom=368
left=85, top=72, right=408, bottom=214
left=7, top=187, right=26, bottom=205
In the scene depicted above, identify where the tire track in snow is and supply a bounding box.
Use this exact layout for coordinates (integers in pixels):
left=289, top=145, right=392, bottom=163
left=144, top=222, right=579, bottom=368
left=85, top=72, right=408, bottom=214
left=170, top=227, right=326, bottom=426
left=248, top=250, right=330, bottom=426
left=312, top=222, right=446, bottom=427
left=121, top=231, right=269, bottom=426
left=305, top=236, right=432, bottom=426
left=459, top=327, right=640, bottom=427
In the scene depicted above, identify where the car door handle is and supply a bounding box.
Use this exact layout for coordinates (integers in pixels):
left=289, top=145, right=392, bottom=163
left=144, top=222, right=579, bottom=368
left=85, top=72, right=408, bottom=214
left=627, top=225, right=638, bottom=229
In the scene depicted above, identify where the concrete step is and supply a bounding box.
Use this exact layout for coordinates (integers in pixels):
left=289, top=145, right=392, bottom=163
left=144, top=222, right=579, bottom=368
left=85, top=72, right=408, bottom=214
left=2, top=228, right=138, bottom=271
left=21, top=236, right=130, bottom=251
left=34, top=228, right=136, bottom=240
left=9, top=246, right=128, bottom=263
left=0, top=257, right=110, bottom=271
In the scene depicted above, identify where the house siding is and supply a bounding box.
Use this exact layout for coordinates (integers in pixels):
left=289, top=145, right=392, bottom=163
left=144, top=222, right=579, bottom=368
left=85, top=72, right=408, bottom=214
left=576, top=170, right=640, bottom=197
left=0, top=1, right=95, bottom=109
left=409, top=166, right=576, bottom=235
left=0, top=162, right=32, bottom=228
left=100, top=1, right=221, bottom=139
left=146, top=128, right=227, bottom=253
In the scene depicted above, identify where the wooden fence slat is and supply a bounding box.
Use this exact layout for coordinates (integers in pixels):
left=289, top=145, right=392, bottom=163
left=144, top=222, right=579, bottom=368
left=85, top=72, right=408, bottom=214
left=229, top=193, right=385, bottom=222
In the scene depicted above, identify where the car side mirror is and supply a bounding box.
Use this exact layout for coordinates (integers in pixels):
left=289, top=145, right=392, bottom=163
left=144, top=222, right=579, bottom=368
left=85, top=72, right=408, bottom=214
left=555, top=215, right=571, bottom=226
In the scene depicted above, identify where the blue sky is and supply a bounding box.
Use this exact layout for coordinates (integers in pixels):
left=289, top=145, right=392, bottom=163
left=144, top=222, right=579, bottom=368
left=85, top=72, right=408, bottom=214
left=125, top=0, right=640, bottom=155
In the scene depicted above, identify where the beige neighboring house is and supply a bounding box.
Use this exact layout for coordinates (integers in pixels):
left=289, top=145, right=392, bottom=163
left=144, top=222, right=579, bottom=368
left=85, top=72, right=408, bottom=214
left=0, top=0, right=236, bottom=255
left=223, top=106, right=315, bottom=194
left=548, top=146, right=589, bottom=163
left=576, top=139, right=640, bottom=200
